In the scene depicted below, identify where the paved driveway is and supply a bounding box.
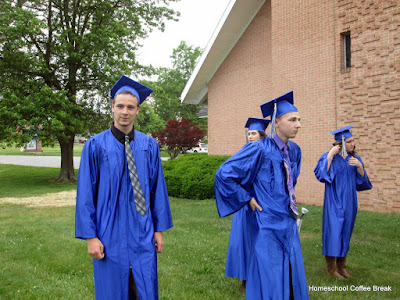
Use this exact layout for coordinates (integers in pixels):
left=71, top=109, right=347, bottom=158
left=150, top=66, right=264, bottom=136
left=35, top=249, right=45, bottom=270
left=0, top=155, right=81, bottom=169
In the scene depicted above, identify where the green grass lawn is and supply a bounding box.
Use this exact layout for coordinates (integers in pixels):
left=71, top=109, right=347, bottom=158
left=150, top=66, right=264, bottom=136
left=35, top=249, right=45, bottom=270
left=0, top=144, right=173, bottom=158
left=0, top=165, right=77, bottom=198
left=0, top=165, right=399, bottom=299
left=0, top=144, right=84, bottom=157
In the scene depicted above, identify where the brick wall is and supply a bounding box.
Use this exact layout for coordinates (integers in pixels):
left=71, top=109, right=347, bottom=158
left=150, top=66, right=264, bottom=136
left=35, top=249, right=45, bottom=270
left=207, top=0, right=400, bottom=213
left=335, top=0, right=400, bottom=212
left=270, top=0, right=337, bottom=208
left=208, top=1, right=272, bottom=155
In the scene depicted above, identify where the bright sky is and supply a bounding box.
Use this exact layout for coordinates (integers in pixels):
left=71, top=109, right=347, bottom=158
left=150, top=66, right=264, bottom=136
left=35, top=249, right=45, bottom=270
left=137, top=0, right=231, bottom=69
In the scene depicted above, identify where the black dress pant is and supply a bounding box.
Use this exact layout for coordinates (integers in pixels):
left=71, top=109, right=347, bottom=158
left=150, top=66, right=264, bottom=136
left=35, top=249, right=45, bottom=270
left=129, top=269, right=139, bottom=300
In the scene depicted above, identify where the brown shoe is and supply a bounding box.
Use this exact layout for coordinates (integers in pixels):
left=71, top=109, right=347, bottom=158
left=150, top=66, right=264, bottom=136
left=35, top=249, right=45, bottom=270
left=325, top=256, right=345, bottom=280
left=337, top=256, right=353, bottom=278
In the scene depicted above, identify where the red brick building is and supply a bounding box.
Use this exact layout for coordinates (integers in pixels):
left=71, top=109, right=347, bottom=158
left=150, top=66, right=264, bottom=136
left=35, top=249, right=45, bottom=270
left=181, top=0, right=400, bottom=213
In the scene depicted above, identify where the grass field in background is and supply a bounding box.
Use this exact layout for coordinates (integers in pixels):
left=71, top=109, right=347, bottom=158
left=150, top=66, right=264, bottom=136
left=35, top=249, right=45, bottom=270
left=0, top=165, right=77, bottom=198
left=0, top=143, right=171, bottom=158
left=0, top=144, right=84, bottom=157
left=0, top=165, right=399, bottom=299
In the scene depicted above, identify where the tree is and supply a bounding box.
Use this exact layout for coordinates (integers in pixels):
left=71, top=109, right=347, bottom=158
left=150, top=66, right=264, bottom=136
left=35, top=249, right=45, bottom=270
left=152, top=118, right=205, bottom=159
left=0, top=0, right=179, bottom=181
left=150, top=41, right=207, bottom=128
left=135, top=101, right=164, bottom=135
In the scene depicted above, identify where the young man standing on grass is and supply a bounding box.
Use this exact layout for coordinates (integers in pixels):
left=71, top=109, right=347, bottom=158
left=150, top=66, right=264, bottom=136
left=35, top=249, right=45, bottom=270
left=215, top=91, right=309, bottom=299
left=314, top=126, right=372, bottom=279
left=75, top=75, right=173, bottom=300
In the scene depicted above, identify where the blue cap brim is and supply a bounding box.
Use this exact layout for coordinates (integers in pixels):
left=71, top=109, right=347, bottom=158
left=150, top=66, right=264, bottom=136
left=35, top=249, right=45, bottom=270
left=245, top=117, right=271, bottom=131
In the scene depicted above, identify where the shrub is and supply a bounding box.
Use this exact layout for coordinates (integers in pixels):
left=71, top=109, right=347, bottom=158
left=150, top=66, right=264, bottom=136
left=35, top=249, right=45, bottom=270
left=162, top=153, right=231, bottom=199
left=152, top=118, right=206, bottom=159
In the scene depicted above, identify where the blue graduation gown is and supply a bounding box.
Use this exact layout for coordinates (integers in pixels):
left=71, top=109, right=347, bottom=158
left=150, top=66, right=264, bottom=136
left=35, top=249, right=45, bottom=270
left=75, top=129, right=173, bottom=300
left=314, top=153, right=372, bottom=257
left=225, top=204, right=252, bottom=280
left=215, top=138, right=309, bottom=300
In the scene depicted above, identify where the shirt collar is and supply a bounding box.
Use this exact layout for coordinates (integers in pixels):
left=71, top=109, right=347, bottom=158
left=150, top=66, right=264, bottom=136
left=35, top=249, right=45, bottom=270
left=272, top=133, right=290, bottom=151
left=111, top=123, right=135, bottom=145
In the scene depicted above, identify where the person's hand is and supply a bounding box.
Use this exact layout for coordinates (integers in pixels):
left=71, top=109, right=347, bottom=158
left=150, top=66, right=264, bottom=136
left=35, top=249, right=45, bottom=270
left=348, top=156, right=362, bottom=168
left=327, top=145, right=341, bottom=159
left=87, top=238, right=105, bottom=260
left=154, top=232, right=164, bottom=253
left=249, top=197, right=262, bottom=212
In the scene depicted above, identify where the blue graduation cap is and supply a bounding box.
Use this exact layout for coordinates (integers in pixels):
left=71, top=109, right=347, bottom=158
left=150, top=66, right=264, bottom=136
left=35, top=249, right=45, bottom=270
left=106, top=75, right=153, bottom=104
left=244, top=117, right=270, bottom=142
left=331, top=125, right=353, bottom=157
left=245, top=117, right=271, bottom=132
left=259, top=91, right=298, bottom=138
left=330, top=125, right=353, bottom=142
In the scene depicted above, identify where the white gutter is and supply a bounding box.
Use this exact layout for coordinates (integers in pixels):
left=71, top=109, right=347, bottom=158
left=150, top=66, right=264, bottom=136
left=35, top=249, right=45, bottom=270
left=181, top=0, right=266, bottom=105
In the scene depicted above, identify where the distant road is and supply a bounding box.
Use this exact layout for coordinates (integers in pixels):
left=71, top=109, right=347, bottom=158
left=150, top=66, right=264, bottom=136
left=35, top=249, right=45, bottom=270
left=0, top=155, right=169, bottom=169
left=0, top=155, right=81, bottom=169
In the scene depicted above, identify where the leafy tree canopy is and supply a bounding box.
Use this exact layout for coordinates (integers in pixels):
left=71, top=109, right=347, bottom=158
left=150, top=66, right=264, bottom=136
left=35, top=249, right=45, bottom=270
left=135, top=101, right=164, bottom=135
left=0, top=0, right=180, bottom=181
left=149, top=41, right=207, bottom=128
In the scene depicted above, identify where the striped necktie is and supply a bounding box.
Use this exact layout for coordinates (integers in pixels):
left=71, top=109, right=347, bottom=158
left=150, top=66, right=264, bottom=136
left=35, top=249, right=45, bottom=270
left=125, top=136, right=146, bottom=216
left=283, top=144, right=299, bottom=219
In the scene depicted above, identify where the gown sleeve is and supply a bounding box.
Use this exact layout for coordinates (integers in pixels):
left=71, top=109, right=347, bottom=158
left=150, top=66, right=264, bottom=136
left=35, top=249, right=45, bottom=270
left=148, top=138, right=173, bottom=232
left=355, top=154, right=373, bottom=191
left=292, top=144, right=302, bottom=187
left=215, top=142, right=263, bottom=218
left=75, top=139, right=99, bottom=240
left=314, top=152, right=335, bottom=184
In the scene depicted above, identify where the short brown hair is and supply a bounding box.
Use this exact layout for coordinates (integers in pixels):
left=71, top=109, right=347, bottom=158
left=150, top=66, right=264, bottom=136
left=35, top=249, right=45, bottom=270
left=112, top=91, right=140, bottom=105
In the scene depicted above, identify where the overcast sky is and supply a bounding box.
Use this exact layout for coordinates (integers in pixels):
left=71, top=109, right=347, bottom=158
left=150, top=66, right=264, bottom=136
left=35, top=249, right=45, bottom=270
left=136, top=0, right=231, bottom=69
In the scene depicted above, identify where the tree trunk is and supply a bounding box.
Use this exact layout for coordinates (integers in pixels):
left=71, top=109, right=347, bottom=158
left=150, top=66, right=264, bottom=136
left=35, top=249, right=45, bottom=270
left=57, top=135, right=77, bottom=182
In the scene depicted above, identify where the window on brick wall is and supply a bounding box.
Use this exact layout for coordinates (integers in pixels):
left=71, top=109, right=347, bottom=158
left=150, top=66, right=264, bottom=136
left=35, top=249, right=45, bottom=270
left=341, top=32, right=351, bottom=70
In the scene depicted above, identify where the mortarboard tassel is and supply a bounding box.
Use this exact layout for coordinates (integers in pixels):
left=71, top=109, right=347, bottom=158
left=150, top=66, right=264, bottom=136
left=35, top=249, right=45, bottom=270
left=269, top=103, right=277, bottom=138
left=341, top=135, right=348, bottom=157
left=245, top=129, right=249, bottom=143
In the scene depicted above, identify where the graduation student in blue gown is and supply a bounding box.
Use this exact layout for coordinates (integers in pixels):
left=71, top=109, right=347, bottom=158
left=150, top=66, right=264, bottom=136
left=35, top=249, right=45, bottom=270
left=215, top=91, right=309, bottom=300
left=75, top=75, right=173, bottom=300
left=314, top=126, right=372, bottom=279
left=225, top=117, right=270, bottom=292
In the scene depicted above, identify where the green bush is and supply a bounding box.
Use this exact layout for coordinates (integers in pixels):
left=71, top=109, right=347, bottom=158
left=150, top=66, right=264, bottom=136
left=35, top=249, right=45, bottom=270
left=162, top=153, right=230, bottom=199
